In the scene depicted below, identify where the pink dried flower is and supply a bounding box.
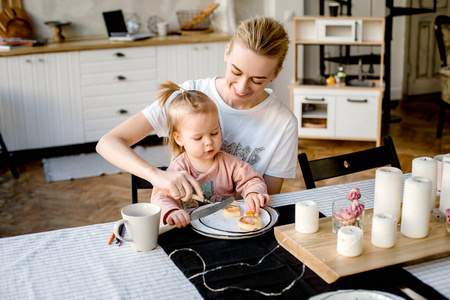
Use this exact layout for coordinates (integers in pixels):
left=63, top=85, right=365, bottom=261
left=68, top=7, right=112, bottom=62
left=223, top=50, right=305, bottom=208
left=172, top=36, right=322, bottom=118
left=347, top=188, right=361, bottom=201
left=446, top=209, right=450, bottom=223
left=333, top=200, right=365, bottom=226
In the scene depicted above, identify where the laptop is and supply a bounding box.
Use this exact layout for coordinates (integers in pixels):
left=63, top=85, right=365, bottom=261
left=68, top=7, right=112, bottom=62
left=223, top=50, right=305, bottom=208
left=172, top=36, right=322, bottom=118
left=102, top=10, right=152, bottom=41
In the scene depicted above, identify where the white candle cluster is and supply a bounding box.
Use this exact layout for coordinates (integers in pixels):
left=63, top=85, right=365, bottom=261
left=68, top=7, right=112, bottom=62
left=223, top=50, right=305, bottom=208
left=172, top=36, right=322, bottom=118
left=440, top=155, right=450, bottom=214
left=412, top=157, right=437, bottom=211
left=400, top=176, right=432, bottom=238
left=373, top=167, right=403, bottom=222
left=295, top=200, right=319, bottom=233
left=371, top=213, right=397, bottom=248
left=337, top=226, right=363, bottom=257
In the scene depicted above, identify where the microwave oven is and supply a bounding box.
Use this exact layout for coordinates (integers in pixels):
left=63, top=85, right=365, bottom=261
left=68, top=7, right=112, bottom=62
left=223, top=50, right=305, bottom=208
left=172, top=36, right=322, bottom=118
left=316, top=19, right=363, bottom=43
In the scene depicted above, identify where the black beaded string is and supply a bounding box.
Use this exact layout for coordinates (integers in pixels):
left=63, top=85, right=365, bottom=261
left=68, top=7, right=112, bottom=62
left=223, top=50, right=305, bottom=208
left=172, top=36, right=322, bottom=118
left=168, top=238, right=306, bottom=296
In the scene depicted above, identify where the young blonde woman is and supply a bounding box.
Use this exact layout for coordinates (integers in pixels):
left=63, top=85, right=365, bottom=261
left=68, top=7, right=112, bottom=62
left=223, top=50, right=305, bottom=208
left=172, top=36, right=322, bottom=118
left=96, top=16, right=298, bottom=202
left=151, top=81, right=269, bottom=228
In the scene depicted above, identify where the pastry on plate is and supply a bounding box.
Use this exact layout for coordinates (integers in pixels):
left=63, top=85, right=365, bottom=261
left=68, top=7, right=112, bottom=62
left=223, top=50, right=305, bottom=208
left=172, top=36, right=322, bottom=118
left=238, top=211, right=263, bottom=231
left=223, top=200, right=241, bottom=218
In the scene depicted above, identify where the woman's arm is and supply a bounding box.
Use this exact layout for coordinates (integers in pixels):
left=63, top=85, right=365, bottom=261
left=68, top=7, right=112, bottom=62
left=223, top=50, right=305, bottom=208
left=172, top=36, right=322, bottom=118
left=263, top=174, right=283, bottom=195
left=96, top=112, right=203, bottom=201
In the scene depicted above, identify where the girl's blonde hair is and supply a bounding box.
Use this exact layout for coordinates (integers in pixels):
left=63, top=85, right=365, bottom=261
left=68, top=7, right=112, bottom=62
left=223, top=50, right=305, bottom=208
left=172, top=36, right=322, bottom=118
left=157, top=81, right=219, bottom=157
left=229, top=16, right=289, bottom=74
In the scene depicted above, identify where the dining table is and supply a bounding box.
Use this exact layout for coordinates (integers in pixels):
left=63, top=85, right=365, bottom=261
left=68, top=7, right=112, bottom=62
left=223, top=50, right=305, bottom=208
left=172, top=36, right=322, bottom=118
left=1, top=174, right=449, bottom=299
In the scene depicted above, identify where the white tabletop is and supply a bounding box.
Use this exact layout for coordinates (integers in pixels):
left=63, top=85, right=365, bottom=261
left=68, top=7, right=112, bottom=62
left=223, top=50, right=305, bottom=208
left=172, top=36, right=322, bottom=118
left=1, top=175, right=449, bottom=299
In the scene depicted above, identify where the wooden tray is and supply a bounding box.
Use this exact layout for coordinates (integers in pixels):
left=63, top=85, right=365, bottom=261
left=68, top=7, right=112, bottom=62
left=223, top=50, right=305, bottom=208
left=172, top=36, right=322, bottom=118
left=274, top=209, right=450, bottom=283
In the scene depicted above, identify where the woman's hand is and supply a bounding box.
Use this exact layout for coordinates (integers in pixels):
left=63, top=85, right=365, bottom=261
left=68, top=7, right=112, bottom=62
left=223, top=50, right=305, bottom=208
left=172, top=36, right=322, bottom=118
left=166, top=209, right=191, bottom=228
left=244, top=193, right=270, bottom=212
left=150, top=168, right=203, bottom=203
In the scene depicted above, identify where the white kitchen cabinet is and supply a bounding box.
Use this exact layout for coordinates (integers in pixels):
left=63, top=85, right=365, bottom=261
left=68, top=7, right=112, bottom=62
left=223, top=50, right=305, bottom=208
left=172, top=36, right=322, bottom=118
left=157, top=41, right=227, bottom=84
left=80, top=46, right=158, bottom=142
left=335, top=93, right=380, bottom=139
left=0, top=52, right=83, bottom=151
left=0, top=39, right=229, bottom=151
left=293, top=88, right=381, bottom=143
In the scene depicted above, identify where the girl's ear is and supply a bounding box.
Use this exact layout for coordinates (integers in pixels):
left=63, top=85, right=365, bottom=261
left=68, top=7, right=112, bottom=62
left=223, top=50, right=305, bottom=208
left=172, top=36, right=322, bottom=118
left=173, top=132, right=183, bottom=147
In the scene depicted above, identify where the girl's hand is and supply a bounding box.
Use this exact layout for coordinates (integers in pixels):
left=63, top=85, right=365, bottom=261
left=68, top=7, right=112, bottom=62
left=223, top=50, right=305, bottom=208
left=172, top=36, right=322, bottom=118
left=244, top=193, right=270, bottom=212
left=150, top=168, right=203, bottom=202
left=166, top=209, right=191, bottom=228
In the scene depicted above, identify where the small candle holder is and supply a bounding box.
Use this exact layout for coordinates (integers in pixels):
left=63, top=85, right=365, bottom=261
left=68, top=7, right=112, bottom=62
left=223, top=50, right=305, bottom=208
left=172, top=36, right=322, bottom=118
left=332, top=198, right=365, bottom=234
left=45, top=20, right=71, bottom=43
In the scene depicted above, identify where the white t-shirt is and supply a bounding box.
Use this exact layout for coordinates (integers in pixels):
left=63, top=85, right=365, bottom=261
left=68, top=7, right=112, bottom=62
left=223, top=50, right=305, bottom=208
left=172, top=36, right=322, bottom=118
left=142, top=77, right=298, bottom=179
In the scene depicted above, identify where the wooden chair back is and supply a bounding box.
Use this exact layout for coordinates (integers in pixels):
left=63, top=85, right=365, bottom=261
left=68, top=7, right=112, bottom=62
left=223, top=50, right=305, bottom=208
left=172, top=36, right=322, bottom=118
left=298, top=136, right=401, bottom=189
left=131, top=167, right=167, bottom=204
left=435, top=15, right=450, bottom=68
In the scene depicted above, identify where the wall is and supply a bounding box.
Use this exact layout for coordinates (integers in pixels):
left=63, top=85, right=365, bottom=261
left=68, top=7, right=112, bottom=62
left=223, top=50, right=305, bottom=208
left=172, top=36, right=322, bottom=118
left=263, top=0, right=304, bottom=109
left=20, top=0, right=216, bottom=39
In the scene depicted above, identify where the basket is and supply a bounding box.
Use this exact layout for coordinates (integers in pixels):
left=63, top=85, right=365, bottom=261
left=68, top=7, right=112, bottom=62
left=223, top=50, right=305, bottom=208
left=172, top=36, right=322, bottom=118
left=176, top=10, right=212, bottom=30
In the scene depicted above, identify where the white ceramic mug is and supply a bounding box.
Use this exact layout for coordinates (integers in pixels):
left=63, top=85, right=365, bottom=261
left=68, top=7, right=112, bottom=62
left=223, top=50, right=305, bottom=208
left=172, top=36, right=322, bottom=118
left=157, top=21, right=168, bottom=36
left=114, top=203, right=161, bottom=252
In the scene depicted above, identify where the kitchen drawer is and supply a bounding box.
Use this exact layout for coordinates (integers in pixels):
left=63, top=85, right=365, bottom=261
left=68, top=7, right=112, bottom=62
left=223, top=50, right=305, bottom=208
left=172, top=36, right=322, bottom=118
left=335, top=95, right=379, bottom=139
left=82, top=80, right=157, bottom=98
left=81, top=69, right=156, bottom=87
left=83, top=103, right=150, bottom=142
left=82, top=92, right=155, bottom=109
left=80, top=47, right=156, bottom=63
left=80, top=57, right=156, bottom=74
left=84, top=103, right=147, bottom=122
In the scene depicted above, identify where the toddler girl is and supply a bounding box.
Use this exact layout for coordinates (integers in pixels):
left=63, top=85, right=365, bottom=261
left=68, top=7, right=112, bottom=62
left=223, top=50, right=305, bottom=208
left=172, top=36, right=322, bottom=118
left=151, top=81, right=270, bottom=228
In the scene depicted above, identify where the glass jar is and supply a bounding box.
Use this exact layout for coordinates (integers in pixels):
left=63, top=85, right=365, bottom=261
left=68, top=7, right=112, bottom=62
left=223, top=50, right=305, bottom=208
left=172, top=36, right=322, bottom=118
left=332, top=198, right=365, bottom=234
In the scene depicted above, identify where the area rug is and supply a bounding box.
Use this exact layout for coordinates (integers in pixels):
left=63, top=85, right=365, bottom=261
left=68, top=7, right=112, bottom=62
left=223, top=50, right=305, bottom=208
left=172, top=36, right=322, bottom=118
left=42, top=145, right=171, bottom=183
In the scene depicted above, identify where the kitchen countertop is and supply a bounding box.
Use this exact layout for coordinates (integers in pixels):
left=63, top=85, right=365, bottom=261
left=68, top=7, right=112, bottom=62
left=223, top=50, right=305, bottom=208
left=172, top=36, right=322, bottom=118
left=0, top=32, right=232, bottom=56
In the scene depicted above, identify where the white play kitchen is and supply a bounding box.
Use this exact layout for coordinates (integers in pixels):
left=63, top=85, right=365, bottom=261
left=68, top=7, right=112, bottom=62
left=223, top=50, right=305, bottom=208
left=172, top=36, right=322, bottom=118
left=290, top=16, right=385, bottom=146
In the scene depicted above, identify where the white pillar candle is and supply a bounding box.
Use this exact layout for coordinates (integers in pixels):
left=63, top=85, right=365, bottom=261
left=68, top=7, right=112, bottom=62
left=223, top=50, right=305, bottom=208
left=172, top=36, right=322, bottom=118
left=295, top=200, right=319, bottom=233
left=412, top=157, right=437, bottom=211
left=439, top=157, right=450, bottom=213
left=337, top=226, right=363, bottom=257
left=400, top=176, right=431, bottom=238
left=373, top=167, right=403, bottom=222
left=371, top=213, right=397, bottom=248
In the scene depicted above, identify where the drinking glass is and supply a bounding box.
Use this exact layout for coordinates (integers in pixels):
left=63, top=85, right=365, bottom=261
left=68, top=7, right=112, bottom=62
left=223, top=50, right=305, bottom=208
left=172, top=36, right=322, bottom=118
left=332, top=198, right=365, bottom=234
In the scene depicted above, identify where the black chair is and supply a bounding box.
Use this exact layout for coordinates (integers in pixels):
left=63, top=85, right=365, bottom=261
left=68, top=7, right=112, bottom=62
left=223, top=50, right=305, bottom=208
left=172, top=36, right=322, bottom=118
left=434, top=15, right=450, bottom=138
left=298, top=136, right=401, bottom=189
left=0, top=132, right=19, bottom=179
left=131, top=167, right=167, bottom=204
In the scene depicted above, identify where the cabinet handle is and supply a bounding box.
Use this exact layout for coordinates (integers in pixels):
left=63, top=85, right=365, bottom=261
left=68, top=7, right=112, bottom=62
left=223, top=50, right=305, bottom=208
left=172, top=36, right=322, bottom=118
left=25, top=59, right=32, bottom=63
left=113, top=52, right=125, bottom=58
left=305, top=97, right=325, bottom=102
left=347, top=98, right=368, bottom=103
left=38, top=58, right=44, bottom=62
left=354, top=21, right=358, bottom=41
left=115, top=75, right=127, bottom=81
left=117, top=109, right=128, bottom=114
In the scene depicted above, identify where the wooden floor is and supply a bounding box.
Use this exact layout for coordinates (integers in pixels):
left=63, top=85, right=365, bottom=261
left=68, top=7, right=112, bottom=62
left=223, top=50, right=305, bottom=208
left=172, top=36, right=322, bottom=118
left=1, top=94, right=449, bottom=238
